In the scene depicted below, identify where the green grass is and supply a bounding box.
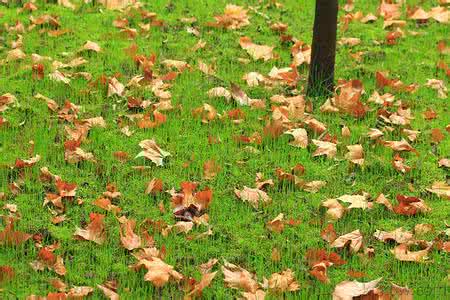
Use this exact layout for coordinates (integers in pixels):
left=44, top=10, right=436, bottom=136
left=0, top=0, right=449, bottom=299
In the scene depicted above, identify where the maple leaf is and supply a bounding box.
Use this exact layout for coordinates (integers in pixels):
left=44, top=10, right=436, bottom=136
left=136, top=139, right=171, bottom=166
left=284, top=128, right=308, bottom=148
left=140, top=257, right=183, bottom=287
left=97, top=282, right=120, bottom=300
left=267, top=213, right=284, bottom=233
left=0, top=217, right=32, bottom=246
left=108, top=77, right=125, bottom=97
left=145, top=178, right=163, bottom=194
left=383, top=139, right=416, bottom=153
left=306, top=249, right=346, bottom=283
left=373, top=228, right=414, bottom=244
left=170, top=183, right=213, bottom=218
left=119, top=217, right=141, bottom=250
left=15, top=154, right=41, bottom=168
left=375, top=193, right=394, bottom=211
left=185, top=271, right=218, bottom=298
left=321, top=224, right=337, bottom=243
left=268, top=269, right=300, bottom=292
left=234, top=186, right=271, bottom=208
left=207, top=87, right=231, bottom=100
left=426, top=79, right=448, bottom=99
left=73, top=213, right=107, bottom=245
left=207, top=4, right=250, bottom=30
left=312, top=140, right=337, bottom=158
left=426, top=181, right=450, bottom=199
left=345, top=145, right=364, bottom=165
left=331, top=230, right=363, bottom=253
left=322, top=199, right=346, bottom=220
left=394, top=195, right=431, bottom=216
left=322, top=80, right=368, bottom=118
left=239, top=37, right=275, bottom=61
left=162, top=221, right=194, bottom=236
left=81, top=41, right=102, bottom=52
left=161, top=59, right=190, bottom=72
left=310, top=261, right=333, bottom=283
left=192, top=103, right=217, bottom=123
left=0, top=93, right=17, bottom=112
left=230, top=83, right=265, bottom=107
left=221, top=261, right=260, bottom=293
left=98, top=0, right=131, bottom=10
left=332, top=278, right=382, bottom=300
left=65, top=147, right=96, bottom=164
left=391, top=242, right=431, bottom=262
left=30, top=246, right=66, bottom=276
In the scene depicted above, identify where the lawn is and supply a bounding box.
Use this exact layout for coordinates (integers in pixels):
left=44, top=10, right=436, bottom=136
left=0, top=0, right=449, bottom=299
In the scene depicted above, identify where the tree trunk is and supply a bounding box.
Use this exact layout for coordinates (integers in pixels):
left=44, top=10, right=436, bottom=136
left=307, top=0, right=338, bottom=97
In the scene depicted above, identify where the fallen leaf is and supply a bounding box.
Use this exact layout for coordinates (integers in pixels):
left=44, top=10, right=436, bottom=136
left=312, top=140, right=337, bottom=158
left=239, top=37, right=275, bottom=61
left=426, top=181, right=450, bottom=199
left=331, top=230, right=363, bottom=253
left=221, top=261, right=259, bottom=293
left=373, top=228, right=414, bottom=244
left=267, top=213, right=284, bottom=233
left=391, top=242, right=431, bottom=262
left=268, top=269, right=300, bottom=292
left=120, top=217, right=141, bottom=250
left=345, top=145, right=364, bottom=165
left=332, top=278, right=382, bottom=300
left=284, top=128, right=308, bottom=148
left=207, top=5, right=250, bottom=29
left=234, top=186, right=271, bottom=208
left=73, top=213, right=106, bottom=244
left=136, top=139, right=171, bottom=166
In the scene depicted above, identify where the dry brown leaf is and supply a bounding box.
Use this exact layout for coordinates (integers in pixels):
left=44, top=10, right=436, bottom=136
left=140, top=257, right=183, bottom=287
left=373, top=228, right=414, bottom=244
left=331, top=230, right=363, bottom=253
left=73, top=213, right=106, bottom=244
left=136, top=139, right=170, bottom=166
left=391, top=243, right=431, bottom=262
left=119, top=217, right=141, bottom=250
left=0, top=217, right=32, bottom=246
left=345, top=145, right=364, bottom=165
left=322, top=199, right=346, bottom=220
left=207, top=4, right=250, bottom=29
left=383, top=139, right=416, bottom=152
left=234, top=186, right=271, bottom=208
left=97, top=283, right=119, bottom=300
left=267, top=213, right=284, bottom=233
left=268, top=269, right=300, bottom=292
left=108, top=77, right=125, bottom=97
left=207, top=87, right=231, bottom=100
left=312, top=140, right=337, bottom=158
left=332, top=278, right=382, bottom=300
left=414, top=223, right=434, bottom=235
left=145, top=178, right=163, bottom=194
left=426, top=79, right=448, bottom=99
left=367, top=128, right=384, bottom=140
left=426, top=181, right=450, bottom=199
left=186, top=271, right=217, bottom=298
left=81, top=40, right=101, bottom=52
left=239, top=37, right=275, bottom=61
left=198, top=258, right=219, bottom=274
left=284, top=128, right=308, bottom=148
left=221, top=261, right=259, bottom=293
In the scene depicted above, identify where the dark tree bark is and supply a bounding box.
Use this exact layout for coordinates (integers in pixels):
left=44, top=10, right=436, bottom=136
left=307, top=0, right=339, bottom=97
